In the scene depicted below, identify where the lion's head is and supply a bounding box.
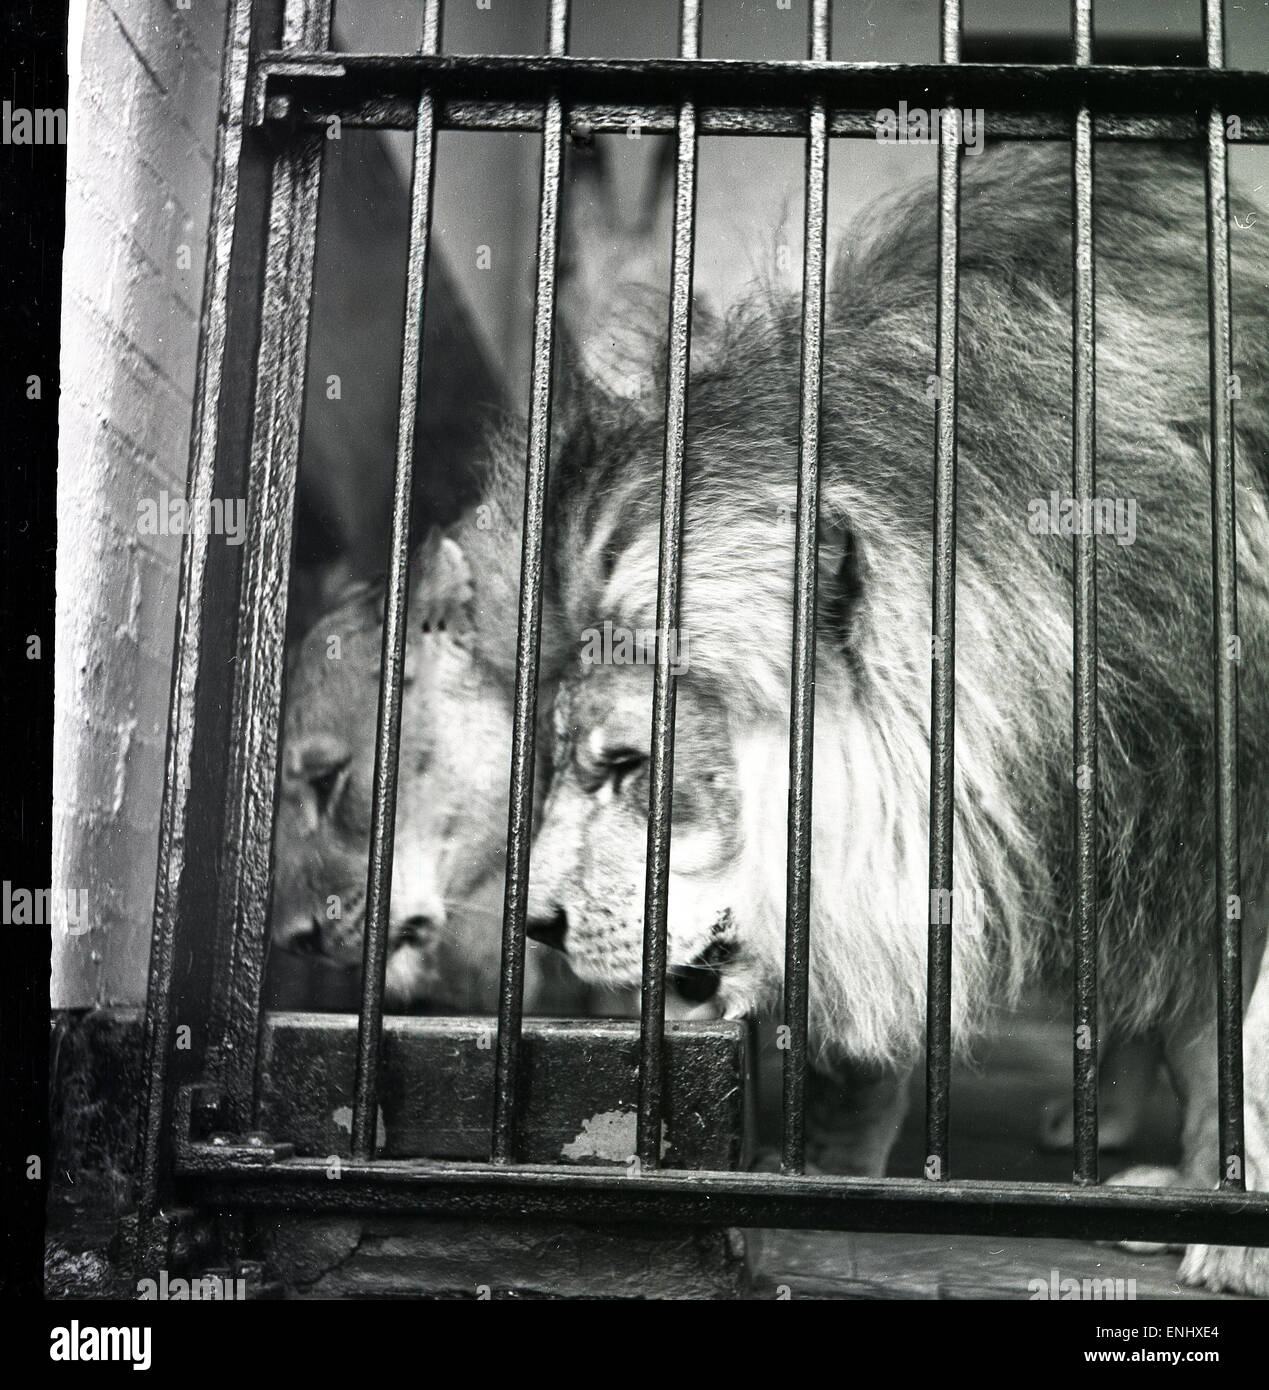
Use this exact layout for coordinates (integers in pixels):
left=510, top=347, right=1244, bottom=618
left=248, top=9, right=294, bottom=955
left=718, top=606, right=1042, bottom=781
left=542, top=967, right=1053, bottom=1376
left=526, top=659, right=777, bottom=1017
left=271, top=529, right=513, bottom=1007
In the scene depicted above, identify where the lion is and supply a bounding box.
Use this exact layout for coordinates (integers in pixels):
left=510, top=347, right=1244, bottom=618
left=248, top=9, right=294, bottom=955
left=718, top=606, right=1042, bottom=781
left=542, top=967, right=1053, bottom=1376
left=519, top=142, right=1269, bottom=1295
left=270, top=489, right=528, bottom=1009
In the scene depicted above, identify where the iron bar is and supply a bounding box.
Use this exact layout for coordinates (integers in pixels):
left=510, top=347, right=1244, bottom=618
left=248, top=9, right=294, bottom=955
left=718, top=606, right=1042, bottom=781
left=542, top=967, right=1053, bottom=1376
left=350, top=0, right=443, bottom=1161
left=137, top=0, right=268, bottom=1224
left=187, top=1155, right=1269, bottom=1250
left=781, top=0, right=830, bottom=1177
left=253, top=52, right=1269, bottom=130
left=1204, top=0, right=1247, bottom=1191
left=259, top=92, right=1269, bottom=143
left=206, top=0, right=331, bottom=1124
left=636, top=0, right=701, bottom=1169
left=1070, top=0, right=1100, bottom=1187
left=924, top=0, right=962, bottom=1184
left=491, top=0, right=571, bottom=1165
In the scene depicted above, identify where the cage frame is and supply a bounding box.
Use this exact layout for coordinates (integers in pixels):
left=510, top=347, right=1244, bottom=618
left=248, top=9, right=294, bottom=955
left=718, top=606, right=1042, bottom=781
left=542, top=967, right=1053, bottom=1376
left=132, top=0, right=1269, bottom=1269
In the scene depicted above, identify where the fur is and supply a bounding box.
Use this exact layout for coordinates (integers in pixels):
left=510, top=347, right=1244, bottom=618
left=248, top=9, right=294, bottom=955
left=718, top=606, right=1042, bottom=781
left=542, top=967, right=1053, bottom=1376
left=529, top=142, right=1269, bottom=1065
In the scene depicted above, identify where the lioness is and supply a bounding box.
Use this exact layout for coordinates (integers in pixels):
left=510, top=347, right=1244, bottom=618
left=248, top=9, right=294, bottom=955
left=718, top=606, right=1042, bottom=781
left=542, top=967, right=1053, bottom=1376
left=520, top=144, right=1269, bottom=1295
left=271, top=485, right=525, bottom=1009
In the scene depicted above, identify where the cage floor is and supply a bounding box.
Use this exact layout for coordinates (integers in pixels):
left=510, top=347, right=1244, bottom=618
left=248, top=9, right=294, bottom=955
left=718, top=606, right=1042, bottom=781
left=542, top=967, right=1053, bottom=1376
left=749, top=998, right=1239, bottom=1299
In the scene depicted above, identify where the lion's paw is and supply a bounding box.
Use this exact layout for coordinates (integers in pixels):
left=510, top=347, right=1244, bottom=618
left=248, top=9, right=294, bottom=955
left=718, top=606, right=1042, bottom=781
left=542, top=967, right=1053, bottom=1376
left=1105, top=1165, right=1186, bottom=1254
left=1179, top=1241, right=1269, bottom=1297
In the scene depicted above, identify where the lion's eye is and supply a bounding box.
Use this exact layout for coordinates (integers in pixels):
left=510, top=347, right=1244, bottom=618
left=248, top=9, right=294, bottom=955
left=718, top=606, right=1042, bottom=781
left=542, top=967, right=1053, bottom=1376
left=602, top=748, right=647, bottom=795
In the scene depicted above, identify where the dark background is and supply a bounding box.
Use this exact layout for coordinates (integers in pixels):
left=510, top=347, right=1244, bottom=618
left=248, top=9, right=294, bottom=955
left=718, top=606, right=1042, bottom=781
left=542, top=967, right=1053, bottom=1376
left=0, top=1, right=65, bottom=1298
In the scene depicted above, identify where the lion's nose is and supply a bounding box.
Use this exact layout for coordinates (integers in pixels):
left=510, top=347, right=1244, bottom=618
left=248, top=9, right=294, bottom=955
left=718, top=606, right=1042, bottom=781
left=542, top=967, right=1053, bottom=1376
left=526, top=908, right=569, bottom=950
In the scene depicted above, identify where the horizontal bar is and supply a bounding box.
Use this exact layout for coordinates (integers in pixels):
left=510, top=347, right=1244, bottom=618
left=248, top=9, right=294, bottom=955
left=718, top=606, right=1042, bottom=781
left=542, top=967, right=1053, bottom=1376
left=259, top=92, right=1269, bottom=142
left=254, top=53, right=1269, bottom=124
left=182, top=1154, right=1269, bottom=1248
left=263, top=91, right=1269, bottom=143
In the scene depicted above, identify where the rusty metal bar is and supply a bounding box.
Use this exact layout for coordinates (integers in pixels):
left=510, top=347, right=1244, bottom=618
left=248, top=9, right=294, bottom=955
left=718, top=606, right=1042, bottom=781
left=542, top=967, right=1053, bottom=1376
left=781, top=0, right=830, bottom=1178
left=636, top=0, right=701, bottom=1170
left=252, top=52, right=1269, bottom=132
left=256, top=87, right=1269, bottom=143
left=1071, top=0, right=1100, bottom=1187
left=186, top=1153, right=1269, bottom=1250
left=924, top=0, right=962, bottom=1184
left=350, top=0, right=443, bottom=1161
left=491, top=0, right=571, bottom=1166
left=205, top=0, right=332, bottom=1126
left=1204, top=0, right=1247, bottom=1191
left=137, top=0, right=278, bottom=1227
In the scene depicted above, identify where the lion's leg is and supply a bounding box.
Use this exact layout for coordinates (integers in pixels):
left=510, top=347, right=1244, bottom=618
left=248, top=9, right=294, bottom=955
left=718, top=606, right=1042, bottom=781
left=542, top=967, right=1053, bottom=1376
left=1173, top=941, right=1269, bottom=1296
left=1038, top=1030, right=1162, bottom=1152
left=804, top=1055, right=914, bottom=1178
left=1104, top=1010, right=1219, bottom=1255
left=1160, top=1010, right=1223, bottom=1189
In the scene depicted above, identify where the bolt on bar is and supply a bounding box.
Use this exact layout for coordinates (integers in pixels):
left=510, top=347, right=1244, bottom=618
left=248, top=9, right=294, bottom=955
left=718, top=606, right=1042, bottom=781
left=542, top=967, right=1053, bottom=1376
left=925, top=0, right=962, bottom=1183
left=492, top=0, right=571, bottom=1165
left=1203, top=0, right=1247, bottom=1190
left=350, top=0, right=444, bottom=1161
left=636, top=0, right=702, bottom=1169
left=1070, top=0, right=1100, bottom=1186
left=781, top=0, right=831, bottom=1177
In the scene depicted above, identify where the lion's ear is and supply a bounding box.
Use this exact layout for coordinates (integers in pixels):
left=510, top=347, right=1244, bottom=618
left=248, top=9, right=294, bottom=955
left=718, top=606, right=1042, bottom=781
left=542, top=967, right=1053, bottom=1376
left=410, top=530, right=474, bottom=635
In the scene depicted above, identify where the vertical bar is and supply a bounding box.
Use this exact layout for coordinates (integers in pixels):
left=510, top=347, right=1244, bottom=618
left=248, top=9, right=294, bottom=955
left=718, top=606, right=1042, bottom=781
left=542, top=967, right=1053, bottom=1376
left=206, top=0, right=332, bottom=1122
left=636, top=0, right=702, bottom=1168
left=1204, top=0, right=1246, bottom=1190
left=491, top=0, right=571, bottom=1165
left=1071, top=0, right=1100, bottom=1186
left=781, top=0, right=831, bottom=1177
left=137, top=0, right=274, bottom=1226
left=350, top=0, right=444, bottom=1161
left=924, top=0, right=962, bottom=1183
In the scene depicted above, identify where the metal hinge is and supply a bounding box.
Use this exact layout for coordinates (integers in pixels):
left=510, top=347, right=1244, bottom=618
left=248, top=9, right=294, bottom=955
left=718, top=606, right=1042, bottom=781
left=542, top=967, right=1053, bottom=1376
left=174, top=1083, right=296, bottom=1174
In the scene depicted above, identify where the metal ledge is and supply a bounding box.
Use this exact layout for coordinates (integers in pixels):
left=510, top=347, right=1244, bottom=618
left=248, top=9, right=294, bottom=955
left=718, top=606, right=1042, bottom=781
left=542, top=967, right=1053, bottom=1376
left=251, top=52, right=1269, bottom=141
left=182, top=1153, right=1269, bottom=1248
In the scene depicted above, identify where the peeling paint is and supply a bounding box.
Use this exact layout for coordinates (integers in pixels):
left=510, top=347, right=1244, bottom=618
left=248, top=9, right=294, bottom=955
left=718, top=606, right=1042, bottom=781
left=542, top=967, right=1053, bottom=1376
left=331, top=1104, right=386, bottom=1150
left=562, top=1109, right=669, bottom=1163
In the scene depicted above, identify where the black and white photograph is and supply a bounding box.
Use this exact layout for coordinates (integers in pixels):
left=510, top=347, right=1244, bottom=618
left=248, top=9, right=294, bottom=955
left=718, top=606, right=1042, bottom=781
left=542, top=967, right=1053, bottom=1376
left=8, top=0, right=1269, bottom=1344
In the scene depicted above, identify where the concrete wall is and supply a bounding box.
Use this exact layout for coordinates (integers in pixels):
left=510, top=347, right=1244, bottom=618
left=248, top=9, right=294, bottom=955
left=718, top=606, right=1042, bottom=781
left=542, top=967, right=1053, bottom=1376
left=53, top=0, right=228, bottom=1008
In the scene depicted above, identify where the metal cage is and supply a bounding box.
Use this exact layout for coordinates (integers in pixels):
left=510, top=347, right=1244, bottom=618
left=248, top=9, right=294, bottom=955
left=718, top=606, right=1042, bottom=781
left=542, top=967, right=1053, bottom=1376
left=131, top=0, right=1269, bottom=1273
